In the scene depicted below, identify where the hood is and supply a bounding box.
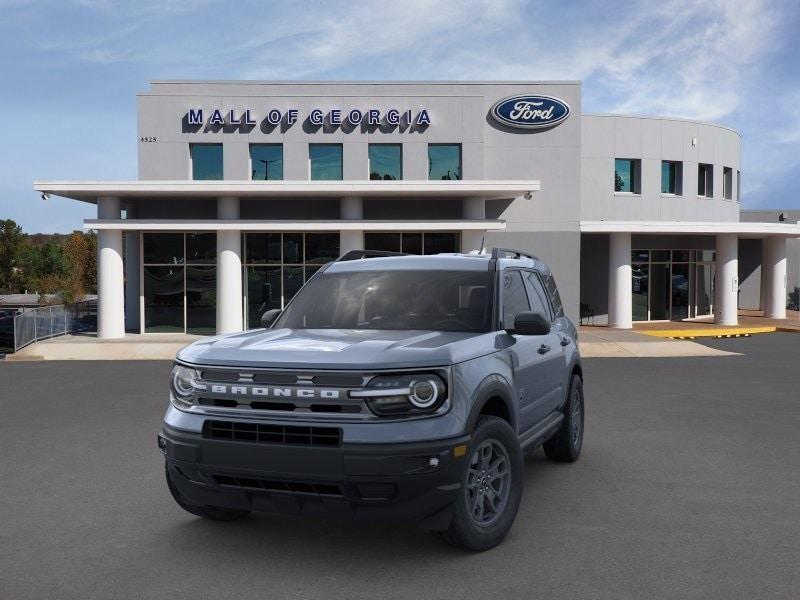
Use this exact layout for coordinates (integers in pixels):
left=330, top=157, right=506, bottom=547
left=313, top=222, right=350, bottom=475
left=176, top=328, right=498, bottom=370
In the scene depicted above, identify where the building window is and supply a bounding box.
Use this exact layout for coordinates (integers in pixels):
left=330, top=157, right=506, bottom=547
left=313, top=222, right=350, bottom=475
left=614, top=158, right=640, bottom=193
left=723, top=166, right=733, bottom=200
left=250, top=144, right=283, bottom=180
left=243, top=232, right=339, bottom=328
left=630, top=249, right=716, bottom=322
left=190, top=144, right=223, bottom=180
left=698, top=163, right=714, bottom=197
left=661, top=161, right=682, bottom=195
left=428, top=144, right=461, bottom=180
left=142, top=233, right=217, bottom=334
left=309, top=144, right=343, bottom=180
left=368, top=144, right=402, bottom=180
left=364, top=232, right=460, bottom=255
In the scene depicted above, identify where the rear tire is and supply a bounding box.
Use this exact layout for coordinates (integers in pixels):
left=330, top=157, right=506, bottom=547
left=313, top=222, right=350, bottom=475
left=165, top=464, right=250, bottom=521
left=543, top=374, right=584, bottom=462
left=433, top=416, right=523, bottom=551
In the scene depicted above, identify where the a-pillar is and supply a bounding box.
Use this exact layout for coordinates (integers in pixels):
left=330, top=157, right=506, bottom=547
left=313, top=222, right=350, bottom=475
left=124, top=202, right=140, bottom=332
left=714, top=233, right=738, bottom=325
left=607, top=232, right=632, bottom=329
left=340, top=196, right=364, bottom=255
left=216, top=197, right=243, bottom=334
left=462, top=197, right=486, bottom=253
left=764, top=236, right=787, bottom=319
left=97, top=197, right=125, bottom=339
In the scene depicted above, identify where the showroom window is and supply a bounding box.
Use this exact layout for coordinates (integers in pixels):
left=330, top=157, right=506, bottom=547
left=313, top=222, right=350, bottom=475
left=191, top=144, right=223, bottom=180
left=631, top=249, right=715, bottom=322
left=428, top=144, right=461, bottom=180
left=250, top=144, right=283, bottom=180
left=243, top=232, right=339, bottom=328
left=614, top=158, right=640, bottom=193
left=364, top=232, right=460, bottom=255
left=369, top=144, right=402, bottom=180
left=698, top=163, right=714, bottom=197
left=142, top=233, right=217, bottom=334
left=661, top=161, right=683, bottom=195
left=309, top=144, right=343, bottom=180
left=723, top=166, right=733, bottom=200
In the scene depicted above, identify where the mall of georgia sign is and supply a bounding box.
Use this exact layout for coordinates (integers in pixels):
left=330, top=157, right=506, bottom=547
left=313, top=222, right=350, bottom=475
left=490, top=95, right=570, bottom=130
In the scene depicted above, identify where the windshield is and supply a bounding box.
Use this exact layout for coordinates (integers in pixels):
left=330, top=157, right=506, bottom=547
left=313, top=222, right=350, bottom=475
left=275, top=269, right=494, bottom=332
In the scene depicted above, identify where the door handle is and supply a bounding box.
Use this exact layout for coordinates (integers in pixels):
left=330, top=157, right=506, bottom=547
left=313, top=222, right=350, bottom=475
left=537, top=344, right=551, bottom=354
left=560, top=337, right=571, bottom=346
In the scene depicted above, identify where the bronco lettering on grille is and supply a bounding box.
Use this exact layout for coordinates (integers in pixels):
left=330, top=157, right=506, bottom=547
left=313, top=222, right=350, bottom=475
left=209, top=385, right=341, bottom=399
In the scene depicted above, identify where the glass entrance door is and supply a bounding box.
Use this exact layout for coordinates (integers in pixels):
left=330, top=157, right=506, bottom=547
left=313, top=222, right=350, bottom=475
left=649, top=263, right=670, bottom=320
left=670, top=263, right=691, bottom=320
left=695, top=263, right=714, bottom=317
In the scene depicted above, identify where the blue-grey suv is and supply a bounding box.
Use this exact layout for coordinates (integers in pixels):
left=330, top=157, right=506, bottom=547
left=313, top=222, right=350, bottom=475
left=159, top=248, right=584, bottom=551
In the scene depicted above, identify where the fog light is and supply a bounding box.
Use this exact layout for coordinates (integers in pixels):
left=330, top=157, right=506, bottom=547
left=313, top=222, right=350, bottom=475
left=428, top=456, right=440, bottom=468
left=157, top=434, right=167, bottom=454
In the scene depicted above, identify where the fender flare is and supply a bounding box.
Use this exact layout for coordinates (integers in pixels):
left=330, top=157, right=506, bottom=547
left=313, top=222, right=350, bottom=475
left=464, top=373, right=517, bottom=434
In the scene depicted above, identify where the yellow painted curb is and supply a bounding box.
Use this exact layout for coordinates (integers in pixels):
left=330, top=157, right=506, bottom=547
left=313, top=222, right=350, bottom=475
left=639, top=326, right=777, bottom=339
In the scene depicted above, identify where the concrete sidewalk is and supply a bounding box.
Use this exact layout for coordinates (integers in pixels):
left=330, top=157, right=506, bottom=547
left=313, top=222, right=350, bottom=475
left=577, top=327, right=737, bottom=357
left=6, top=329, right=736, bottom=361
left=7, top=333, right=202, bottom=361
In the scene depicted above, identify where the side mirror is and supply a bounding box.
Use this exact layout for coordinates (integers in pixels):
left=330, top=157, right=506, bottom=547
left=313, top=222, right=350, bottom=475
left=507, top=311, right=551, bottom=336
left=260, top=308, right=282, bottom=329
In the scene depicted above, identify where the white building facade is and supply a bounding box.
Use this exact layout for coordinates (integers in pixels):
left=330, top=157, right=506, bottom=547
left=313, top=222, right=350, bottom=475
left=34, top=81, right=800, bottom=338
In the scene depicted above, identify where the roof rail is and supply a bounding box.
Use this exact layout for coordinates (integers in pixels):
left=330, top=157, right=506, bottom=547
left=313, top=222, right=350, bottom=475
left=490, top=247, right=539, bottom=261
left=337, top=249, right=409, bottom=262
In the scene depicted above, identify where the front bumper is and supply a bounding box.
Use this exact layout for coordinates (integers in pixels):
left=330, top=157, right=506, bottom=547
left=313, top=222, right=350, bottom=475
left=159, top=423, right=471, bottom=530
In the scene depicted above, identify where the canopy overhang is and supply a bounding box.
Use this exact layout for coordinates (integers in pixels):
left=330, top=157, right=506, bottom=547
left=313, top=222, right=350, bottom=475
left=84, top=219, right=507, bottom=232
left=35, top=180, right=541, bottom=203
left=580, top=220, right=800, bottom=238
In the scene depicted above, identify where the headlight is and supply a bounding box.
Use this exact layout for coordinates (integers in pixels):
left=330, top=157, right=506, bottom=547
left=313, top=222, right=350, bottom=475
left=170, top=364, right=205, bottom=408
left=351, top=373, right=447, bottom=417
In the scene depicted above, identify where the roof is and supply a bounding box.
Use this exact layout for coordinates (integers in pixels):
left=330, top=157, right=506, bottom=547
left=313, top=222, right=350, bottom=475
left=34, top=180, right=541, bottom=204
left=327, top=254, right=493, bottom=272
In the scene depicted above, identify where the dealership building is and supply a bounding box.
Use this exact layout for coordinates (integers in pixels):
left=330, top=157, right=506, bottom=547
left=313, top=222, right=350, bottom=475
left=34, top=81, right=800, bottom=338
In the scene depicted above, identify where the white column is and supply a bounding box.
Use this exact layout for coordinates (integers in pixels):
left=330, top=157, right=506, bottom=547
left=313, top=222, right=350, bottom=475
left=764, top=236, right=787, bottom=319
left=97, top=197, right=125, bottom=339
left=339, top=196, right=363, bottom=255
left=714, top=233, right=738, bottom=326
left=216, top=197, right=243, bottom=335
left=759, top=239, right=769, bottom=314
left=124, top=203, right=140, bottom=332
left=462, top=197, right=486, bottom=253
left=608, top=232, right=632, bottom=329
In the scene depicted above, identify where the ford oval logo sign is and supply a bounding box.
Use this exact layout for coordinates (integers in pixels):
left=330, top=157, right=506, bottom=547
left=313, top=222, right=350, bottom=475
left=490, top=95, right=571, bottom=130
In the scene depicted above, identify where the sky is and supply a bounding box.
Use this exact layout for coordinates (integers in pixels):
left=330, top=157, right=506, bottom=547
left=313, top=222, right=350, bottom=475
left=1, top=0, right=798, bottom=233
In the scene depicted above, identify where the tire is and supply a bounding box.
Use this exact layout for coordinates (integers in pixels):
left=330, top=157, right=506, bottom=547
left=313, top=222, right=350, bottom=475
left=165, top=464, right=250, bottom=522
left=543, top=373, right=584, bottom=462
left=433, top=416, right=523, bottom=551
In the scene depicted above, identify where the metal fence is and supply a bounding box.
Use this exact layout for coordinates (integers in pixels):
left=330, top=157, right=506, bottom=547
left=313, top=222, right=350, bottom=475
left=4, top=301, right=97, bottom=353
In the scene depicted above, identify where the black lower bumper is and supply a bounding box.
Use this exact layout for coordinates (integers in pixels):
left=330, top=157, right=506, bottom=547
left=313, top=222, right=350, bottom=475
left=159, top=423, right=471, bottom=530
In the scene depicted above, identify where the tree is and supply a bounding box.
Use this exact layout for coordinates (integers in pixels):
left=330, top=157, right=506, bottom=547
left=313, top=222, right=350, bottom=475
left=0, top=219, right=27, bottom=293
left=59, top=231, right=97, bottom=303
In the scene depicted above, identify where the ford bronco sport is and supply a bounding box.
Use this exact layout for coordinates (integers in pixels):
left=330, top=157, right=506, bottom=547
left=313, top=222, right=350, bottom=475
left=159, top=248, right=584, bottom=551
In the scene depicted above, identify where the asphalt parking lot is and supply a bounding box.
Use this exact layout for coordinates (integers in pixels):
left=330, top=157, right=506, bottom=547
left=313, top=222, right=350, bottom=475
left=1, top=333, right=799, bottom=600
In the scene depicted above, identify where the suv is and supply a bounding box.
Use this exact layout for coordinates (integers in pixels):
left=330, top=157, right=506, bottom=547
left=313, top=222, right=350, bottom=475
left=159, top=248, right=584, bottom=551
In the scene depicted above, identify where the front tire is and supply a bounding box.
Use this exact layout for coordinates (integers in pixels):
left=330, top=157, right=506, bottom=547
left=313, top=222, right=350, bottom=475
left=165, top=464, right=250, bottom=521
left=433, top=416, right=523, bottom=551
left=543, top=373, right=584, bottom=462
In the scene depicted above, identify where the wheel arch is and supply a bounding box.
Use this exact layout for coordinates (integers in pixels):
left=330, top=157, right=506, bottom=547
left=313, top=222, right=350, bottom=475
left=464, top=374, right=517, bottom=434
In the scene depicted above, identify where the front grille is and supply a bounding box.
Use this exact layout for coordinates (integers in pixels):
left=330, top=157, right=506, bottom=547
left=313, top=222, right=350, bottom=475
left=203, top=420, right=342, bottom=447
left=197, top=397, right=363, bottom=414
left=213, top=474, right=343, bottom=497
